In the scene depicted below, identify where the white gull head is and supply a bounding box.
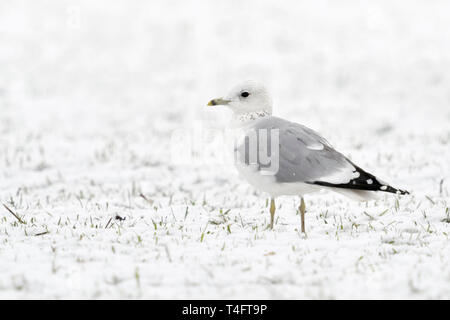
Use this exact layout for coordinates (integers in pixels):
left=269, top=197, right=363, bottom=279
left=207, top=81, right=273, bottom=118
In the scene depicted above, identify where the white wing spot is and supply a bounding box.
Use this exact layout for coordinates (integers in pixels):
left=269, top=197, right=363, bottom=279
left=352, top=171, right=361, bottom=179
left=306, top=143, right=324, bottom=151
left=367, top=179, right=373, bottom=184
left=380, top=185, right=387, bottom=190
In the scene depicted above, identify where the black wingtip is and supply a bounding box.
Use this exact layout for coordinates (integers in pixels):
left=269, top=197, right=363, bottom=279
left=310, top=164, right=410, bottom=196
left=382, top=185, right=410, bottom=195
left=395, top=188, right=410, bottom=195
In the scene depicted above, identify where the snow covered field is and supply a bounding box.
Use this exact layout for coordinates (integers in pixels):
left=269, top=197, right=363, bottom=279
left=0, top=0, right=449, bottom=299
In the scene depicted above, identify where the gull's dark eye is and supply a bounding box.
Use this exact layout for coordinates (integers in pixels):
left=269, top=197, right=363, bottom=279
left=241, top=91, right=250, bottom=98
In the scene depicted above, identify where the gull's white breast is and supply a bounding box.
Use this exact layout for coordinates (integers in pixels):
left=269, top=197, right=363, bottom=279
left=234, top=161, right=320, bottom=196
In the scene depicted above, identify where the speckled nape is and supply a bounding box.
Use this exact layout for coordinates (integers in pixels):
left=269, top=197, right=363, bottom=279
left=235, top=110, right=271, bottom=122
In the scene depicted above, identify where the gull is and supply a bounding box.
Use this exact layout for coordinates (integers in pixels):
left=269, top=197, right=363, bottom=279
left=207, top=81, right=409, bottom=234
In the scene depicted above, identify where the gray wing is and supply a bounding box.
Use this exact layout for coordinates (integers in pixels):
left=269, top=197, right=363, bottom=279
left=251, top=116, right=358, bottom=184
left=237, top=116, right=408, bottom=194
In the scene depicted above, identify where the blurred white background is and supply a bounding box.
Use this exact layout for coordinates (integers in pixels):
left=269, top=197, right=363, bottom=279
left=2, top=0, right=449, bottom=129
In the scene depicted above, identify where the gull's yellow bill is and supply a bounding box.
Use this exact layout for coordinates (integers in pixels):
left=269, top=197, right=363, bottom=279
left=207, top=98, right=230, bottom=106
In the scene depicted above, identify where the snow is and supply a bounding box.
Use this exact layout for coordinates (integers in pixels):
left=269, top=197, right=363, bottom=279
left=0, top=0, right=449, bottom=299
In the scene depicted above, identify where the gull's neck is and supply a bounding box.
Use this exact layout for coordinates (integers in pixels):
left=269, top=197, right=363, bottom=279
left=234, top=110, right=271, bottom=123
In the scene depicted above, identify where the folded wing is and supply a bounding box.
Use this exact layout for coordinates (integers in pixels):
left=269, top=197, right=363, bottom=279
left=252, top=117, right=408, bottom=195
